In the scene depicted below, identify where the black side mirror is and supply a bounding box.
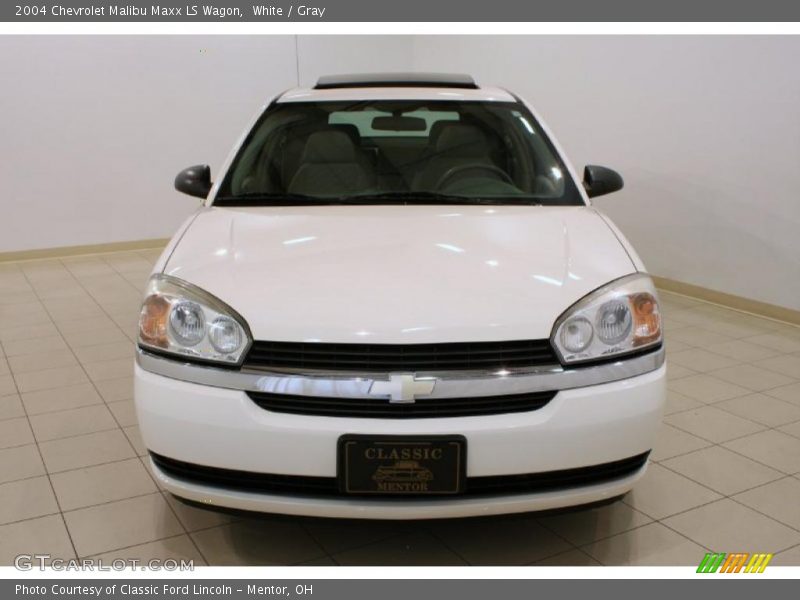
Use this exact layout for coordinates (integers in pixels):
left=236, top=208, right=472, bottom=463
left=175, top=164, right=212, bottom=199
left=583, top=165, right=624, bottom=198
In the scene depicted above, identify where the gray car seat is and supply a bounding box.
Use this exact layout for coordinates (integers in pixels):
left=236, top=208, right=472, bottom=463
left=288, top=130, right=374, bottom=196
left=413, top=124, right=495, bottom=191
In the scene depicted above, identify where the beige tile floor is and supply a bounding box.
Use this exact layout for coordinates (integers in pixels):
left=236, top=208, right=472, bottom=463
left=1, top=249, right=800, bottom=566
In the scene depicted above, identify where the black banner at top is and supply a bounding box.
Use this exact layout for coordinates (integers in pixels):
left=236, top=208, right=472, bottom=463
left=4, top=0, right=800, bottom=22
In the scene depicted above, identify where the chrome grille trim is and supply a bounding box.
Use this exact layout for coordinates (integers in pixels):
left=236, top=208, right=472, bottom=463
left=135, top=346, right=665, bottom=400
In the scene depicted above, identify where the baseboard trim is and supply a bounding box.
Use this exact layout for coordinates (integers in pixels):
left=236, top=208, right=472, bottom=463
left=0, top=238, right=169, bottom=263
left=653, top=275, right=800, bottom=327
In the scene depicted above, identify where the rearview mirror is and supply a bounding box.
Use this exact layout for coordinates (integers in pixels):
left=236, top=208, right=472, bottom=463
left=371, top=115, right=427, bottom=132
left=583, top=165, right=623, bottom=199
left=175, top=164, right=212, bottom=199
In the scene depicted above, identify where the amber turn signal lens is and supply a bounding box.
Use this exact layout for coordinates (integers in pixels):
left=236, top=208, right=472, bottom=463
left=139, top=295, right=171, bottom=348
left=630, top=292, right=661, bottom=346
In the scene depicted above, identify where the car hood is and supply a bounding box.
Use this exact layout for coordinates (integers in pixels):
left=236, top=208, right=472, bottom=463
left=164, top=205, right=636, bottom=343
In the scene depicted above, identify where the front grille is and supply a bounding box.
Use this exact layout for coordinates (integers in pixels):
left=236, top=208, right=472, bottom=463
left=151, top=452, right=649, bottom=499
left=247, top=389, right=557, bottom=419
left=242, top=339, right=558, bottom=372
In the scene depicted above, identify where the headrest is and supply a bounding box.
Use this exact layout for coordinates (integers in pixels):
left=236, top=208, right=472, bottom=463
left=428, top=121, right=457, bottom=146
left=435, top=124, right=488, bottom=157
left=301, top=130, right=357, bottom=163
left=330, top=123, right=361, bottom=144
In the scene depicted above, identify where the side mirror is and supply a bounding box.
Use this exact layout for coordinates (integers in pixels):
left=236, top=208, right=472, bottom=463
left=583, top=165, right=624, bottom=199
left=174, top=164, right=212, bottom=199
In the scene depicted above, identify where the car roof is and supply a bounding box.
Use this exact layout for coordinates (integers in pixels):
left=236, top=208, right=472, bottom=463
left=315, top=72, right=478, bottom=89
left=278, top=86, right=516, bottom=103
left=277, top=73, right=517, bottom=104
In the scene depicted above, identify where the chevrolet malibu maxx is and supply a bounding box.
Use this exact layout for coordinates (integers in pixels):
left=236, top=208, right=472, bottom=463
left=135, top=73, right=666, bottom=519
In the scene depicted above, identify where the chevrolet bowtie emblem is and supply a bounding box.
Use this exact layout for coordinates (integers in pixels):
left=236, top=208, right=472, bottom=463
left=369, top=374, right=436, bottom=404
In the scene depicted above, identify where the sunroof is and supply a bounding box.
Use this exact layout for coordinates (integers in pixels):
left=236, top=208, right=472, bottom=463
left=314, top=73, right=478, bottom=90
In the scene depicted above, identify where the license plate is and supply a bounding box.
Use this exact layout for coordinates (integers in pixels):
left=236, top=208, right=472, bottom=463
left=338, top=435, right=466, bottom=495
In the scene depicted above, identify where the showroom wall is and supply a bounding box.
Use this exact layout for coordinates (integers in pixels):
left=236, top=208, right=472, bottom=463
left=410, top=36, right=800, bottom=310
left=2, top=35, right=798, bottom=311
left=0, top=35, right=412, bottom=255
left=0, top=36, right=296, bottom=252
left=296, top=36, right=413, bottom=86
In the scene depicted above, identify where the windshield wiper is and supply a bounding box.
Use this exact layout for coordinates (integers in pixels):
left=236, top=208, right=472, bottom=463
left=350, top=191, right=489, bottom=204
left=214, top=193, right=369, bottom=206
left=214, top=191, right=478, bottom=206
left=214, top=191, right=544, bottom=207
left=352, top=191, right=545, bottom=205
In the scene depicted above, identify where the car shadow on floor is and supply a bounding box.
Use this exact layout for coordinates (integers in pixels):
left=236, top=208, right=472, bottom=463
left=173, top=494, right=627, bottom=566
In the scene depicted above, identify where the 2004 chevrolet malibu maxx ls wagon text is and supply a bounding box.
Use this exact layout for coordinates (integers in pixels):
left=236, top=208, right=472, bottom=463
left=134, top=73, right=666, bottom=519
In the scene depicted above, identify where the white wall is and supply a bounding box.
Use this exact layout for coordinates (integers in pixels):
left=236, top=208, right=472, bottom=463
left=0, top=35, right=409, bottom=254
left=0, top=36, right=297, bottom=252
left=3, top=35, right=799, bottom=310
left=296, top=36, right=413, bottom=87
left=410, top=36, right=800, bottom=310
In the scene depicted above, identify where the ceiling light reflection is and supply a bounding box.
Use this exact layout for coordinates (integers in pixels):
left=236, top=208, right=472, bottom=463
left=532, top=274, right=563, bottom=286
left=283, top=236, right=317, bottom=245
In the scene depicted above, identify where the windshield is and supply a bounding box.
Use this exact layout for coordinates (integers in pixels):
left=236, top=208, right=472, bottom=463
left=215, top=100, right=583, bottom=206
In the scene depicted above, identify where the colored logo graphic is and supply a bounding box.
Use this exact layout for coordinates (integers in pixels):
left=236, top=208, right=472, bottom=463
left=697, top=552, right=773, bottom=573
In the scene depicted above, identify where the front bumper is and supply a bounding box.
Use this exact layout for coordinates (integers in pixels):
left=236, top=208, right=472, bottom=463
left=149, top=454, right=648, bottom=520
left=134, top=352, right=666, bottom=519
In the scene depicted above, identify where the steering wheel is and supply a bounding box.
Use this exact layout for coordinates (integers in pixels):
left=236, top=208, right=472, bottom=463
left=434, top=164, right=513, bottom=191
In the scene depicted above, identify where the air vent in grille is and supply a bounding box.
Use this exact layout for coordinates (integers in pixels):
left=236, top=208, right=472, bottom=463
left=242, top=339, right=558, bottom=372
left=150, top=452, right=650, bottom=499
left=247, top=389, right=557, bottom=419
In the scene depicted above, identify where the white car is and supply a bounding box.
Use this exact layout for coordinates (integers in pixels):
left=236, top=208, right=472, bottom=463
left=135, top=73, right=665, bottom=519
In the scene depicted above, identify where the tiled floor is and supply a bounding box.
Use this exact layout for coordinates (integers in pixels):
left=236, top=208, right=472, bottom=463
left=1, top=249, right=800, bottom=566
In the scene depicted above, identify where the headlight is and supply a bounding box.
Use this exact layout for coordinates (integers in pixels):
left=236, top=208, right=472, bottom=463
left=137, top=275, right=252, bottom=365
left=551, top=273, right=662, bottom=365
